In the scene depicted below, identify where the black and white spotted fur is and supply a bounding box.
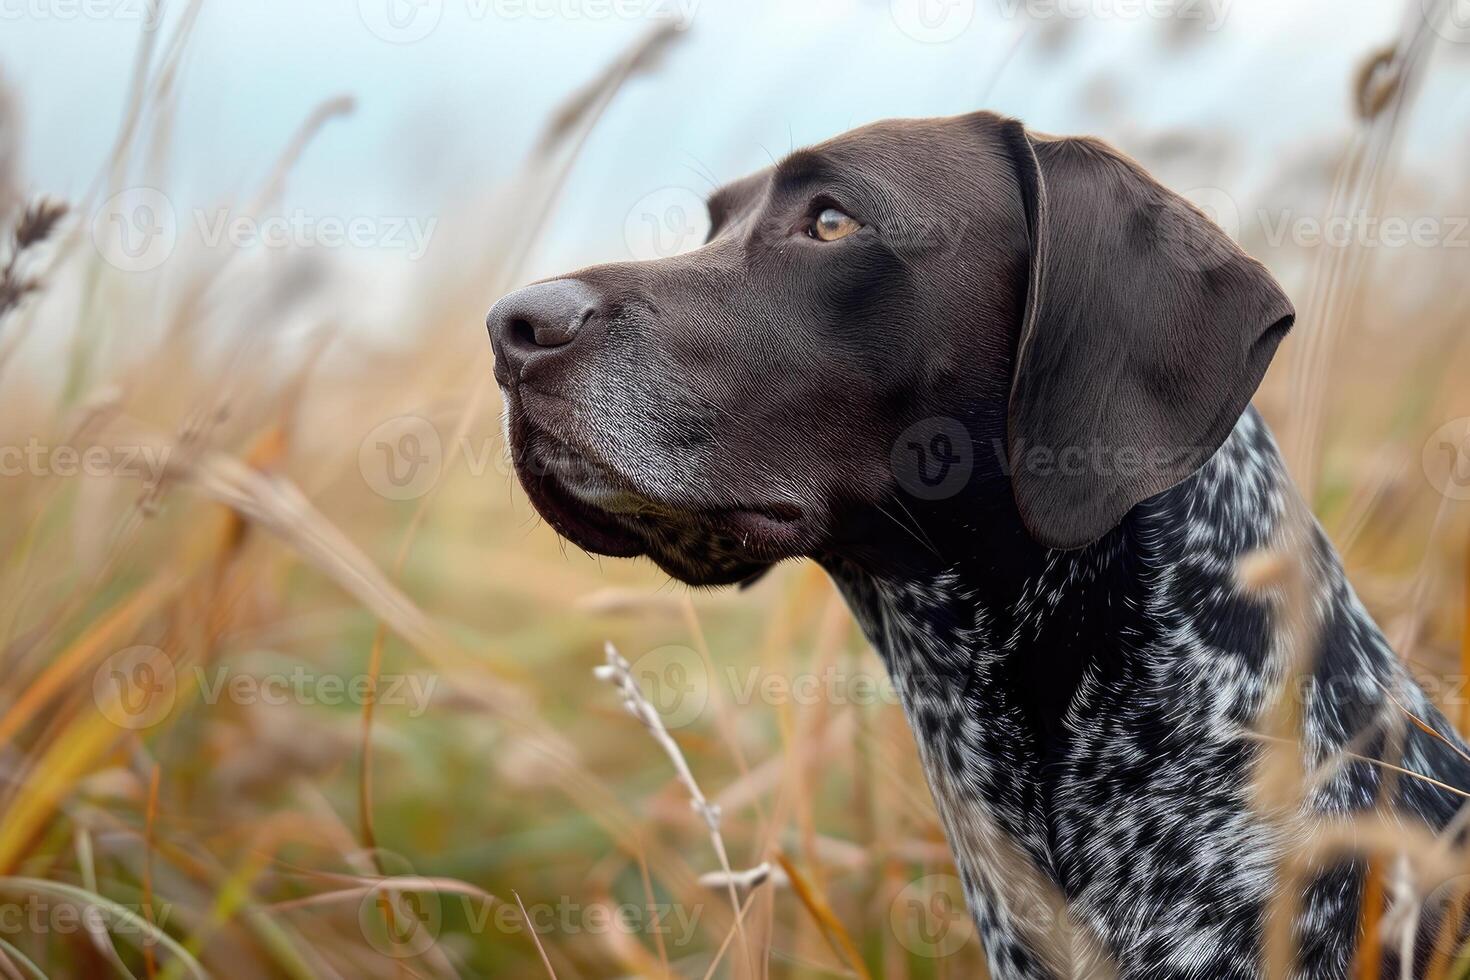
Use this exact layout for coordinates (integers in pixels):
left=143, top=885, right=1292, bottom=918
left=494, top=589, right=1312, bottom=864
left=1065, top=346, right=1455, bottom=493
left=827, top=408, right=1469, bottom=979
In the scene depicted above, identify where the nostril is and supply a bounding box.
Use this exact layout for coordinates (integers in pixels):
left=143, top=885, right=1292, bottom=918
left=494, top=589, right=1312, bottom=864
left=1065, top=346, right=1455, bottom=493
left=507, top=316, right=539, bottom=351
left=488, top=279, right=603, bottom=368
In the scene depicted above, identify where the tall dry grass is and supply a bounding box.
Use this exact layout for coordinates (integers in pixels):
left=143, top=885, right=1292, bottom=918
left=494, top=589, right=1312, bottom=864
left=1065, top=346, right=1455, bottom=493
left=0, top=4, right=1466, bottom=979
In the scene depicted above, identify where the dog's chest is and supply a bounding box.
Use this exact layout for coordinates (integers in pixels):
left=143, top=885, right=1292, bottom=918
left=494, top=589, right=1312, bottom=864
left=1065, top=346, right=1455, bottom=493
left=832, top=559, right=1287, bottom=978
left=820, top=411, right=1468, bottom=977
left=824, top=416, right=1305, bottom=976
left=831, top=568, right=1061, bottom=975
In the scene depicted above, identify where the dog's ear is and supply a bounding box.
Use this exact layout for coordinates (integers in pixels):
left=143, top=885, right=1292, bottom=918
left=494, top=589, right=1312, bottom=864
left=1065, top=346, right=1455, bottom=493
left=995, top=120, right=1294, bottom=550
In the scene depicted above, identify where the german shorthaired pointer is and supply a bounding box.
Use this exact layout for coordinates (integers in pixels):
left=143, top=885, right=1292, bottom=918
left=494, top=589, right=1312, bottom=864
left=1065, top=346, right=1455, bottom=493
left=487, top=112, right=1470, bottom=978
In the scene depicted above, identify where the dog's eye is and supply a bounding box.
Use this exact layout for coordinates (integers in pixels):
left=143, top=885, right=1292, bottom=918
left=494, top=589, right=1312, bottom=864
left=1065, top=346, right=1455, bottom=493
left=809, top=207, right=861, bottom=242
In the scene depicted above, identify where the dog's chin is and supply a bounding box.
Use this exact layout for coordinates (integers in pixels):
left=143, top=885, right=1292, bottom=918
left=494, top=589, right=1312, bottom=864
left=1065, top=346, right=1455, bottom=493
left=508, top=425, right=812, bottom=588
left=636, top=506, right=801, bottom=588
left=516, top=461, right=647, bottom=559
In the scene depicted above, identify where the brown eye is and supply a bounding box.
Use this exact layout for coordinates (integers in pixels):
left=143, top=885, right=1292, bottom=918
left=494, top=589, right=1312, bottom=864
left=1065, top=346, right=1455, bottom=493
left=810, top=207, right=861, bottom=242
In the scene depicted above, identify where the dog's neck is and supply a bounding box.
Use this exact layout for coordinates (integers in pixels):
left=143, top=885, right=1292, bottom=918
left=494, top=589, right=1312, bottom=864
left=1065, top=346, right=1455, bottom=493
left=821, top=408, right=1466, bottom=974
left=823, top=407, right=1293, bottom=773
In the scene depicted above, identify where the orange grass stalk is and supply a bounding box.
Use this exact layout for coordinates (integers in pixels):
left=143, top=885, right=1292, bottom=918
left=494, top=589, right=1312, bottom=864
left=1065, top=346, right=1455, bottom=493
left=1461, top=531, right=1469, bottom=738
left=0, top=574, right=182, bottom=749
left=0, top=678, right=164, bottom=874
left=357, top=623, right=388, bottom=865
left=773, top=852, right=871, bottom=980
left=143, top=763, right=161, bottom=980
left=1351, top=855, right=1384, bottom=980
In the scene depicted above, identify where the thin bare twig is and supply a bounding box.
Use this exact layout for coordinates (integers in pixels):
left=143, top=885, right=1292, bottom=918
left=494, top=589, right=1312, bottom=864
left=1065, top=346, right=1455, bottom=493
left=595, top=642, right=756, bottom=975
left=515, top=889, right=558, bottom=980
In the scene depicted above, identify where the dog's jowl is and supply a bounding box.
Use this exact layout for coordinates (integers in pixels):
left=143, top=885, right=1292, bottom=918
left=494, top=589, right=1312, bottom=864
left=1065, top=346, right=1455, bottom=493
left=487, top=112, right=1470, bottom=979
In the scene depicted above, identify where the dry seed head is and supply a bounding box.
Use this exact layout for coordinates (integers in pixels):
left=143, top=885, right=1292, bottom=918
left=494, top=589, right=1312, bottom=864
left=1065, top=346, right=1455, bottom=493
left=13, top=198, right=67, bottom=251
left=0, top=276, right=36, bottom=313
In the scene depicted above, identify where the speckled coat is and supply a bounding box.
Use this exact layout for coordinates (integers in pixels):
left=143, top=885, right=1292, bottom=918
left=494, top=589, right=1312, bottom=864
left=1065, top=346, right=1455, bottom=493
left=826, top=409, right=1469, bottom=979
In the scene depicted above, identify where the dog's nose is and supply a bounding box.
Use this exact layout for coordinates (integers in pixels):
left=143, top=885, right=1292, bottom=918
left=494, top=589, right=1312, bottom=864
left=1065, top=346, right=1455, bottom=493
left=487, top=279, right=601, bottom=383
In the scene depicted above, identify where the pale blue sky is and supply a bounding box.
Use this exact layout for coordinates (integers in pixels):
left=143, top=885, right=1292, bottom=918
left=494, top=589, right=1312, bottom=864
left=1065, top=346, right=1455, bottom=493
left=2, top=0, right=1466, bottom=297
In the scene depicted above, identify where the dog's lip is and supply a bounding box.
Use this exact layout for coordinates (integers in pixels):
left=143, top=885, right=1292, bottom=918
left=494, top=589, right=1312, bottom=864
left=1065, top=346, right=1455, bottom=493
left=518, top=462, right=646, bottom=558
left=559, top=471, right=806, bottom=529
left=542, top=447, right=812, bottom=559
left=501, top=384, right=818, bottom=567
left=498, top=392, right=640, bottom=557
left=536, top=437, right=811, bottom=543
left=706, top=504, right=811, bottom=561
left=528, top=461, right=812, bottom=564
left=503, top=397, right=814, bottom=562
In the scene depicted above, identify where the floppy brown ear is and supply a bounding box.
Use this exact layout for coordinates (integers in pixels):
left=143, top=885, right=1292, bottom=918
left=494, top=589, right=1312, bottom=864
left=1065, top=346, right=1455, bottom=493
left=996, top=121, right=1294, bottom=550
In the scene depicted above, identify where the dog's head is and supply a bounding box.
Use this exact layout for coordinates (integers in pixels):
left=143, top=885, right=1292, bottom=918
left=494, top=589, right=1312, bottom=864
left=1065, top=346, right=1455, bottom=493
left=488, top=112, right=1293, bottom=586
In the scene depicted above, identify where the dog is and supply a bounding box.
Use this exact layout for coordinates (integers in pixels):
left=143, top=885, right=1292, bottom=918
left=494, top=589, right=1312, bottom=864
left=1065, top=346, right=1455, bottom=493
left=486, top=111, right=1470, bottom=978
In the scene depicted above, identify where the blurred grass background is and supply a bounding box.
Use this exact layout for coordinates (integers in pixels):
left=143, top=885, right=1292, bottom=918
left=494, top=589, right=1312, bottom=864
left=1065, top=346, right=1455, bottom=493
left=0, top=0, right=1468, bottom=977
